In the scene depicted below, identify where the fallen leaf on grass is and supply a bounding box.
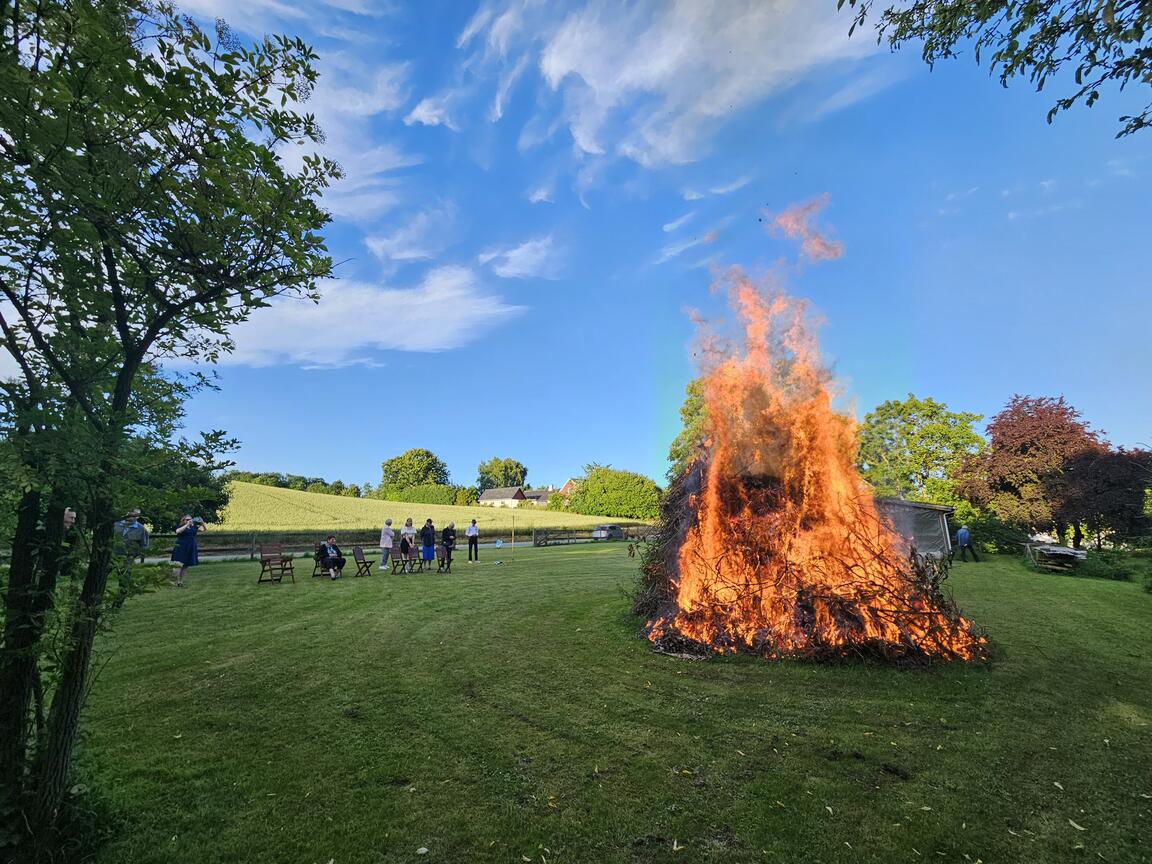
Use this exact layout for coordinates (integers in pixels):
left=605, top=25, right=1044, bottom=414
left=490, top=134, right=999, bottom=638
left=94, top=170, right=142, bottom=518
left=672, top=839, right=685, bottom=852
left=1008, top=830, right=1020, bottom=836
left=1053, top=782, right=1064, bottom=791
left=1068, top=819, right=1086, bottom=831
left=920, top=806, right=933, bottom=811
left=825, top=806, right=834, bottom=815
left=416, top=849, right=427, bottom=856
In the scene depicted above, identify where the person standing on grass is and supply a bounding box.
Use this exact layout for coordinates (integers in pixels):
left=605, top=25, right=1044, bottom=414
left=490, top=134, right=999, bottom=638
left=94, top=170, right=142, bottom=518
left=465, top=518, right=479, bottom=562
left=420, top=518, right=437, bottom=569
left=321, top=534, right=346, bottom=579
left=956, top=525, right=979, bottom=562
left=441, top=522, right=457, bottom=570
left=170, top=515, right=204, bottom=588
left=379, top=518, right=394, bottom=572
left=400, top=517, right=418, bottom=572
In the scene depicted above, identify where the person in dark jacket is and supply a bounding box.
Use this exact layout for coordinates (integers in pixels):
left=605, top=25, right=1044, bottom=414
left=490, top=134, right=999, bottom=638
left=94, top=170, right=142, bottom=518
left=321, top=535, right=346, bottom=580
left=419, top=519, right=437, bottom=567
left=440, top=522, right=457, bottom=571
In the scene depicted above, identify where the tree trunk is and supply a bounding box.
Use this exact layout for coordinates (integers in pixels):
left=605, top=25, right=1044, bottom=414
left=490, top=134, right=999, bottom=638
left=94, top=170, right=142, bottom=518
left=0, top=488, right=43, bottom=805
left=1072, top=523, right=1083, bottom=550
left=32, top=501, right=115, bottom=827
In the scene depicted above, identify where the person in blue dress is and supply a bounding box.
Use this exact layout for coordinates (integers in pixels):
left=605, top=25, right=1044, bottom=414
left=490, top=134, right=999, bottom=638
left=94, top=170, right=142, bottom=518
left=170, top=514, right=205, bottom=587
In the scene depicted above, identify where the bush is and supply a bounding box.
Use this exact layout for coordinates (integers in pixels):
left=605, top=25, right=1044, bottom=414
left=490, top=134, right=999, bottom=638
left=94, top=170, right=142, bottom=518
left=379, top=483, right=458, bottom=506
left=454, top=486, right=479, bottom=507
left=567, top=467, right=661, bottom=520
left=1070, top=550, right=1150, bottom=582
left=546, top=493, right=569, bottom=511
left=951, top=501, right=1029, bottom=554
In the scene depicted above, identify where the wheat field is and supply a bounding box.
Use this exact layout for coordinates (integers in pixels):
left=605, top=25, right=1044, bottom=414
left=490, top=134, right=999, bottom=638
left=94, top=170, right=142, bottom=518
left=218, top=481, right=631, bottom=533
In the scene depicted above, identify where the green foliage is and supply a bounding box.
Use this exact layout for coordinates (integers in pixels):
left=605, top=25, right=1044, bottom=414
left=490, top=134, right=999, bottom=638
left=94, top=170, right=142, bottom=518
left=857, top=394, right=983, bottom=501
left=379, top=483, right=458, bottom=506
left=454, top=486, right=479, bottom=507
left=841, top=1, right=1152, bottom=137
left=567, top=466, right=661, bottom=520
left=1071, top=550, right=1144, bottom=582
left=0, top=0, right=337, bottom=837
left=546, top=492, right=570, bottom=511
left=476, top=457, right=528, bottom=492
left=342, top=484, right=362, bottom=499
left=381, top=449, right=450, bottom=490
left=950, top=500, right=1030, bottom=554
left=666, top=378, right=708, bottom=482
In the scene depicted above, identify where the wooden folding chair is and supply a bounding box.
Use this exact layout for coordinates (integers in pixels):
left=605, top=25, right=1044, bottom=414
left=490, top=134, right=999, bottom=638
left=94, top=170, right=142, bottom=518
left=352, top=545, right=374, bottom=577
left=257, top=544, right=295, bottom=584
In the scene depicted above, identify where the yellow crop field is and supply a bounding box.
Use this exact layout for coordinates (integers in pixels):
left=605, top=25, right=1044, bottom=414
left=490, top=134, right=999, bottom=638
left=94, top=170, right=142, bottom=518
left=219, top=481, right=634, bottom=533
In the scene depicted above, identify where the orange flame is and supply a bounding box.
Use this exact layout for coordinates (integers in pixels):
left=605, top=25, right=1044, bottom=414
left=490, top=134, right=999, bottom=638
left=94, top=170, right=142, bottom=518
left=769, top=194, right=843, bottom=262
left=650, top=267, right=985, bottom=662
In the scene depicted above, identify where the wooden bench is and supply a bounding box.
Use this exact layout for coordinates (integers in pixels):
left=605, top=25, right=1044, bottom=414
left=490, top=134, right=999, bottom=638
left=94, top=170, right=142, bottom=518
left=257, top=544, right=295, bottom=584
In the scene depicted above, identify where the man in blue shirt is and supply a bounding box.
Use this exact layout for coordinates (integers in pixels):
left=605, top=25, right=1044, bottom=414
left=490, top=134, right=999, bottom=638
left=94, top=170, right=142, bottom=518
left=956, top=525, right=979, bottom=563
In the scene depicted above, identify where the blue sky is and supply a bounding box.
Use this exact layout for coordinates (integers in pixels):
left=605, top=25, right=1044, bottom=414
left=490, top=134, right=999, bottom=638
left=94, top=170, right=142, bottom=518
left=172, top=0, right=1151, bottom=491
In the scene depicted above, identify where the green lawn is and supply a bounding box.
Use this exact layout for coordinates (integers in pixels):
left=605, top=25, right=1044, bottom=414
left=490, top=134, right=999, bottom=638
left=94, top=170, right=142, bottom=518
left=82, top=548, right=1152, bottom=863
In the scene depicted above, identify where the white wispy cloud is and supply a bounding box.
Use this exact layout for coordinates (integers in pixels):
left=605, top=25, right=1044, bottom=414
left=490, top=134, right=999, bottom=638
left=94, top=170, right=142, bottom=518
left=662, top=212, right=695, bottom=232
left=218, top=267, right=525, bottom=368
left=682, top=176, right=752, bottom=201
left=490, top=54, right=530, bottom=121
left=365, top=203, right=457, bottom=264
left=478, top=235, right=563, bottom=279
left=405, top=95, right=460, bottom=131
left=790, top=64, right=906, bottom=125
left=527, top=182, right=555, bottom=204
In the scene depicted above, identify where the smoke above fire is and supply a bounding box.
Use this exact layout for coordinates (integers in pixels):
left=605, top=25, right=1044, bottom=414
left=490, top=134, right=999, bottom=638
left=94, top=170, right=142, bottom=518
left=640, top=200, right=985, bottom=663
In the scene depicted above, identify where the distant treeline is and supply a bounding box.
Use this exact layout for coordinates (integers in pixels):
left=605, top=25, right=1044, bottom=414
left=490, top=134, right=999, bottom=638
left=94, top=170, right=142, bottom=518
left=223, top=471, right=367, bottom=499
left=221, top=471, right=481, bottom=507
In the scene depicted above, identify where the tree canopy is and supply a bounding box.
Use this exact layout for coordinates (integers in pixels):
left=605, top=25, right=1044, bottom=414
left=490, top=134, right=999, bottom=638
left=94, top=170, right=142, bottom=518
left=957, top=395, right=1103, bottom=534
left=0, top=0, right=336, bottom=839
left=841, top=1, right=1152, bottom=137
left=666, top=378, right=708, bottom=482
left=477, top=457, right=529, bottom=492
left=566, top=465, right=662, bottom=520
left=380, top=448, right=451, bottom=490
left=856, top=394, right=983, bottom=502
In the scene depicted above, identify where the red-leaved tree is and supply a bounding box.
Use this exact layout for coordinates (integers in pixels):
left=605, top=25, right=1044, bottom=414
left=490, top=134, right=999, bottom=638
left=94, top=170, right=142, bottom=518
left=957, top=396, right=1103, bottom=537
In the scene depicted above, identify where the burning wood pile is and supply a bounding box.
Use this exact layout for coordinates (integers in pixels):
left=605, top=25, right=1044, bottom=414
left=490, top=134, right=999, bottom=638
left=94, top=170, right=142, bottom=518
left=638, top=270, right=987, bottom=663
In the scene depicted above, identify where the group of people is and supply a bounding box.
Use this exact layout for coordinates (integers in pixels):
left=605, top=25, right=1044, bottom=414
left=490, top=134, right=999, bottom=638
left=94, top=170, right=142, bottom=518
left=378, top=517, right=481, bottom=573
left=112, top=508, right=206, bottom=588
left=315, top=517, right=481, bottom=579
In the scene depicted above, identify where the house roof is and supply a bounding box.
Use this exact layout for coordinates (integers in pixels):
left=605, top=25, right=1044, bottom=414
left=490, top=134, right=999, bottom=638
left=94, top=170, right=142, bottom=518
left=478, top=486, right=525, bottom=501
left=875, top=497, right=955, bottom=514
left=522, top=489, right=553, bottom=501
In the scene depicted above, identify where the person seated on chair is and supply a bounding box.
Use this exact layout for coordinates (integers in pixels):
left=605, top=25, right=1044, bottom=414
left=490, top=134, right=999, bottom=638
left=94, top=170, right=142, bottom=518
left=321, top=535, right=346, bottom=580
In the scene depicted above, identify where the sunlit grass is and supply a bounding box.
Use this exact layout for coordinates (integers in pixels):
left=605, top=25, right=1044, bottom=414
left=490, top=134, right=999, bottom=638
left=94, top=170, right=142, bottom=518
left=83, top=548, right=1152, bottom=863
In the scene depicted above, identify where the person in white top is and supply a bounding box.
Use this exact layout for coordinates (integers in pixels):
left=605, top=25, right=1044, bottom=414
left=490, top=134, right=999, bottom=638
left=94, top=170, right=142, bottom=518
left=465, top=518, right=480, bottom=562
left=379, top=518, right=394, bottom=571
left=399, top=517, right=418, bottom=572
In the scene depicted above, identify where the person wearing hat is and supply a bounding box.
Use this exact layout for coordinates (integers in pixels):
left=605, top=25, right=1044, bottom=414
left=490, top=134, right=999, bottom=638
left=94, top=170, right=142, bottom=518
left=115, top=509, right=151, bottom=563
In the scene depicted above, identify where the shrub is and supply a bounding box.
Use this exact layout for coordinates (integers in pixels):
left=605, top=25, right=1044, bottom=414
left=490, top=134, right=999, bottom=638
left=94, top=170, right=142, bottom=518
left=454, top=486, right=479, bottom=507
left=379, top=483, right=458, bottom=506
left=546, top=493, right=569, bottom=511
left=1070, top=550, right=1150, bottom=582
left=950, top=501, right=1029, bottom=554
left=567, top=467, right=661, bottom=520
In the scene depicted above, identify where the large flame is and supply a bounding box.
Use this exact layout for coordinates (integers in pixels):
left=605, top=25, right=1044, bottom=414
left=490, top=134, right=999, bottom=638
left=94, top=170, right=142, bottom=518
left=647, top=268, right=986, bottom=662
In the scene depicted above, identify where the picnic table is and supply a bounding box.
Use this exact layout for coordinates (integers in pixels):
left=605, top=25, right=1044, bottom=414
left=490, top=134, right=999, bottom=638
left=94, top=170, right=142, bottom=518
left=1024, top=542, right=1088, bottom=572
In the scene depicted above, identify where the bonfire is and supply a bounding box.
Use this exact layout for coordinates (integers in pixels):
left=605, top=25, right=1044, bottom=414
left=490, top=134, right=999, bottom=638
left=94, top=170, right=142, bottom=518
left=638, top=268, right=987, bottom=663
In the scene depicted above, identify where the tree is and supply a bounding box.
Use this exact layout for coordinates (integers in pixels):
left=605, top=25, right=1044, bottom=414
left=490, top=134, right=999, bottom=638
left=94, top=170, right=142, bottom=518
left=381, top=448, right=450, bottom=490
left=856, top=394, right=984, bottom=502
left=328, top=479, right=345, bottom=496
left=567, top=465, right=662, bottom=520
left=0, top=1, right=335, bottom=838
left=841, top=1, right=1152, bottom=137
left=454, top=486, right=479, bottom=506
left=476, top=457, right=528, bottom=492
left=957, top=395, right=1102, bottom=535
left=666, top=378, right=708, bottom=482
left=1054, top=447, right=1152, bottom=547
left=342, top=483, right=362, bottom=498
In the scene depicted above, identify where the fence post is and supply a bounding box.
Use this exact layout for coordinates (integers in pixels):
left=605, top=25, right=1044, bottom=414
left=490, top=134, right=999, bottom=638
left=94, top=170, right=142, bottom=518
left=249, top=533, right=256, bottom=561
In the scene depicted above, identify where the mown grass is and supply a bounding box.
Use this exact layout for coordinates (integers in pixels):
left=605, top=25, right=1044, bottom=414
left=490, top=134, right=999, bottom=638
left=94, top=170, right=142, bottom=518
left=218, top=481, right=631, bottom=533
left=81, top=548, right=1152, bottom=863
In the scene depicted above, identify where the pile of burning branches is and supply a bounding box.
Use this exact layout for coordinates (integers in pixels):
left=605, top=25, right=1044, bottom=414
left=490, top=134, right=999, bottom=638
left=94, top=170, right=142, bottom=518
left=637, top=271, right=987, bottom=664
